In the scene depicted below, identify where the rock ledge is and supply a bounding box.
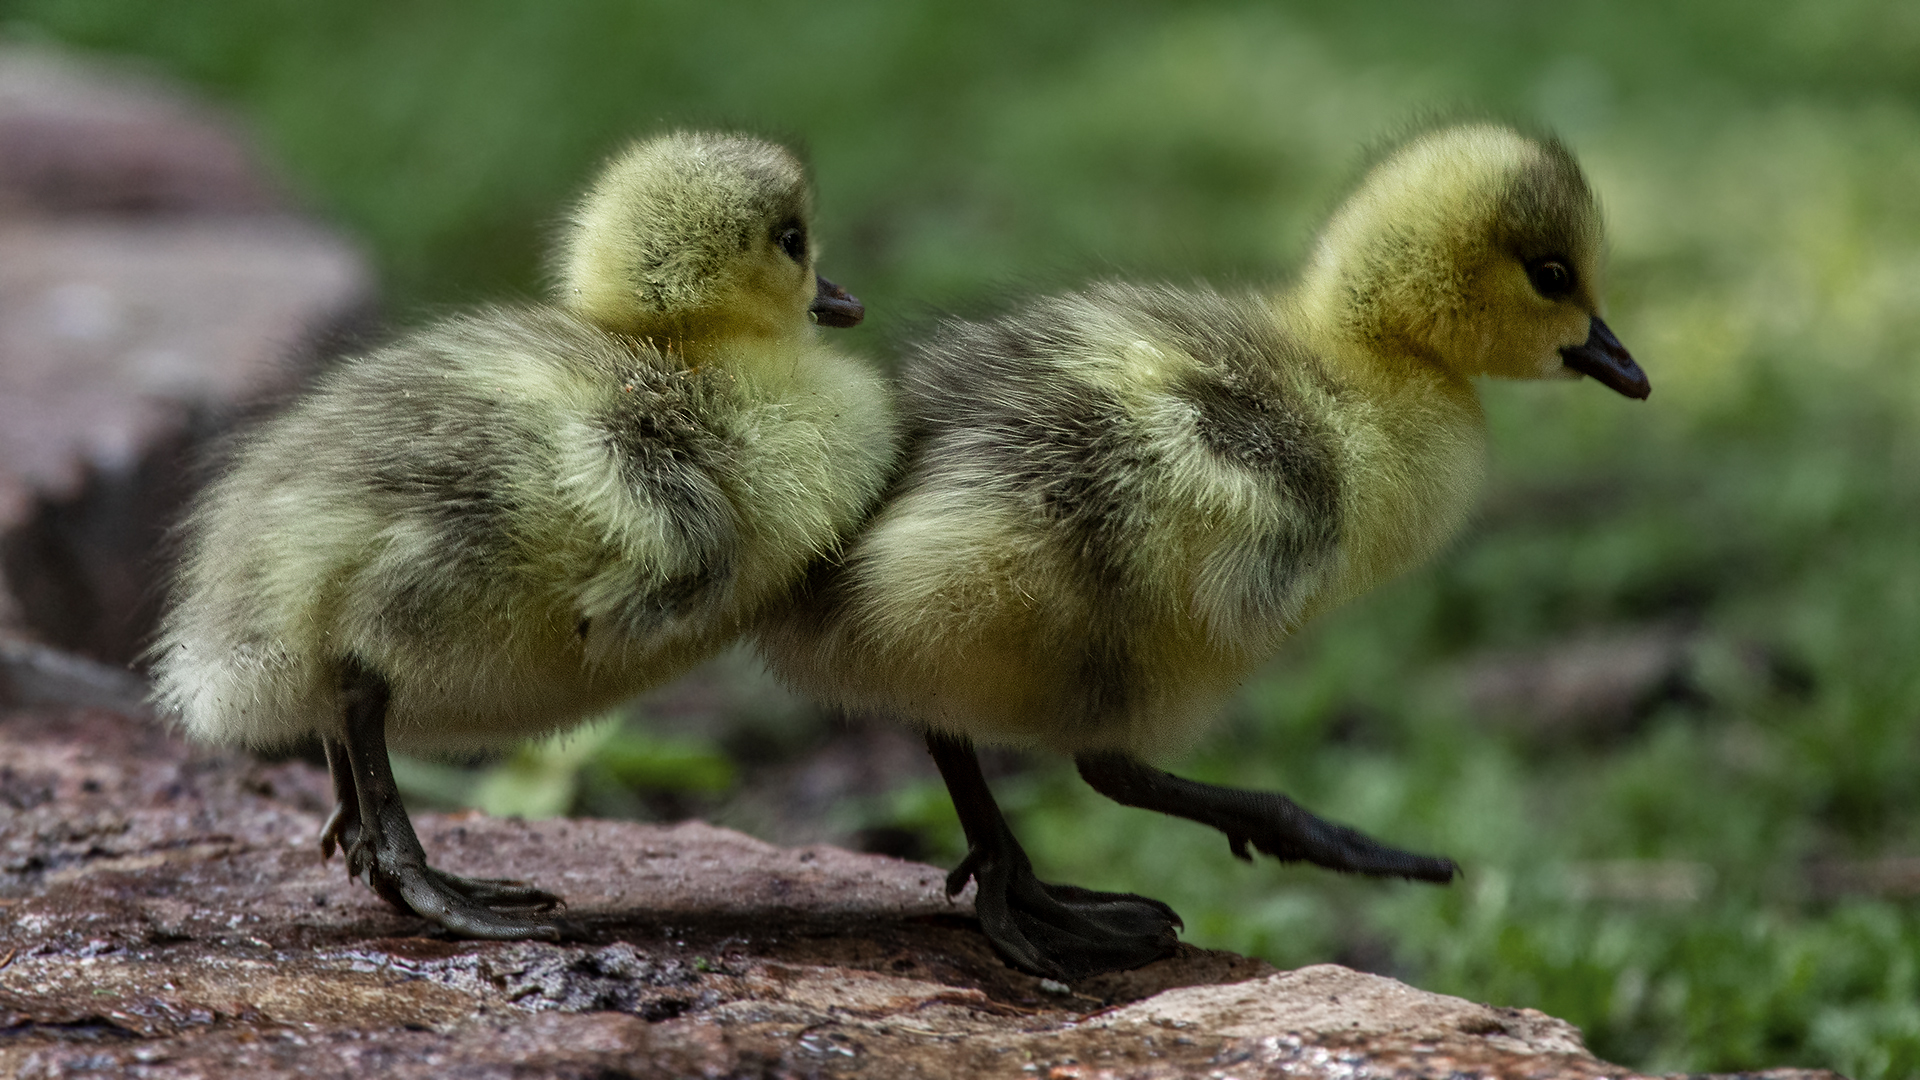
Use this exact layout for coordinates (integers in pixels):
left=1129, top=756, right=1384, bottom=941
left=0, top=667, right=1838, bottom=1079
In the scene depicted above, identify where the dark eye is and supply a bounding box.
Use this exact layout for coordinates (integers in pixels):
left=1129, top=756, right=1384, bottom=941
left=1526, top=258, right=1574, bottom=299
left=776, top=226, right=807, bottom=264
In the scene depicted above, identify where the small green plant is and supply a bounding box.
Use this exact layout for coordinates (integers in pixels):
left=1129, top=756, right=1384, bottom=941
left=393, top=716, right=736, bottom=820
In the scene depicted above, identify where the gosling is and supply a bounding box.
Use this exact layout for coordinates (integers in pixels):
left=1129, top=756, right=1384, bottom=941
left=151, top=132, right=897, bottom=940
left=756, top=123, right=1650, bottom=979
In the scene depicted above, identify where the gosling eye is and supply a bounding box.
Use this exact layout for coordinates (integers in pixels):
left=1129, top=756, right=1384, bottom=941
left=1525, top=258, right=1575, bottom=300
left=775, top=226, right=807, bottom=264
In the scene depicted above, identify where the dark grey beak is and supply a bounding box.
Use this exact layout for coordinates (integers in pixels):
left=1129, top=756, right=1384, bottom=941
left=809, top=275, right=864, bottom=328
left=1560, top=315, right=1649, bottom=399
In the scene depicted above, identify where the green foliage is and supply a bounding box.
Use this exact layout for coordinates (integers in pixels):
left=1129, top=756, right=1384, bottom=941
left=392, top=717, right=735, bottom=820
left=15, top=2, right=1920, bottom=1074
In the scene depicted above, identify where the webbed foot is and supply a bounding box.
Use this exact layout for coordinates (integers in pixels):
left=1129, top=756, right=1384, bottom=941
left=945, top=832, right=1181, bottom=981
left=927, top=732, right=1182, bottom=981
left=342, top=825, right=563, bottom=940
left=1076, top=751, right=1457, bottom=882
left=322, top=663, right=568, bottom=942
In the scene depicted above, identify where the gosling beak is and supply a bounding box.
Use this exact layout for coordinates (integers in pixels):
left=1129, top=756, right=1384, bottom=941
left=810, top=275, right=865, bottom=328
left=1560, top=315, right=1650, bottom=399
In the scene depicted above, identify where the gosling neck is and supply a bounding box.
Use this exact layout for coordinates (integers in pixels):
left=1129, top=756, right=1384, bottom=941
left=576, top=305, right=814, bottom=373
left=1276, top=273, right=1489, bottom=622
left=1286, top=261, right=1476, bottom=405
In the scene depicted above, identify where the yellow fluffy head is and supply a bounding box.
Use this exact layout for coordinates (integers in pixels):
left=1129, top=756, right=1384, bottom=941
left=1304, top=123, right=1606, bottom=383
left=559, top=131, right=822, bottom=343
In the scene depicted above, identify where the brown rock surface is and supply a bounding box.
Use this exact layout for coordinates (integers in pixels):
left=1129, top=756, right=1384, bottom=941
left=0, top=680, right=1838, bottom=1078
left=0, top=43, right=281, bottom=216
left=0, top=44, right=375, bottom=659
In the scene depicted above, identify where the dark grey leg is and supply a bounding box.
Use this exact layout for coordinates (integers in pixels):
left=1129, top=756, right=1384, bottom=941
left=927, top=731, right=1181, bottom=981
left=1075, top=751, right=1458, bottom=882
left=319, top=737, right=360, bottom=860
left=333, top=657, right=565, bottom=939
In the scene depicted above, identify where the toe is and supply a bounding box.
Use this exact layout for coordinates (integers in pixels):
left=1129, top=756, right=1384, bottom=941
left=428, top=867, right=564, bottom=910
left=971, top=865, right=1181, bottom=980
left=388, top=863, right=562, bottom=941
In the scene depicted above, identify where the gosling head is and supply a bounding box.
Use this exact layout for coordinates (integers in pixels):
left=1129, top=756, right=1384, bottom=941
left=558, top=131, right=863, bottom=344
left=1306, top=123, right=1648, bottom=399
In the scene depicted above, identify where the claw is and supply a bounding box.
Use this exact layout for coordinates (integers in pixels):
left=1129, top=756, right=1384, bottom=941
left=946, top=848, right=986, bottom=898
left=319, top=803, right=352, bottom=861
left=346, top=836, right=376, bottom=882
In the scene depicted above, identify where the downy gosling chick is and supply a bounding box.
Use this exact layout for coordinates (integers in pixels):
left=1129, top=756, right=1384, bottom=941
left=757, top=123, right=1649, bottom=980
left=151, top=132, right=896, bottom=940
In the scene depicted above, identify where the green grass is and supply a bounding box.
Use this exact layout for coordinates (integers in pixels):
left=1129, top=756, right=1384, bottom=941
left=14, top=2, right=1920, bottom=1074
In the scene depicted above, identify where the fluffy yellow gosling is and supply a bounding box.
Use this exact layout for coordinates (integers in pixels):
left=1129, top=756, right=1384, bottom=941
left=757, top=123, right=1649, bottom=979
left=152, top=132, right=897, bottom=939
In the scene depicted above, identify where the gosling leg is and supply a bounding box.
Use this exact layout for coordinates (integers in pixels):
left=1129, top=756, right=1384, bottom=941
left=1075, top=751, right=1458, bottom=883
left=928, top=731, right=1181, bottom=981
left=322, top=734, right=553, bottom=908
left=333, top=658, right=565, bottom=939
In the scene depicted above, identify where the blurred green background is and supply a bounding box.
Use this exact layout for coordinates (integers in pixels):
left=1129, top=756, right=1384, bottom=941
left=11, top=1, right=1919, bottom=1074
